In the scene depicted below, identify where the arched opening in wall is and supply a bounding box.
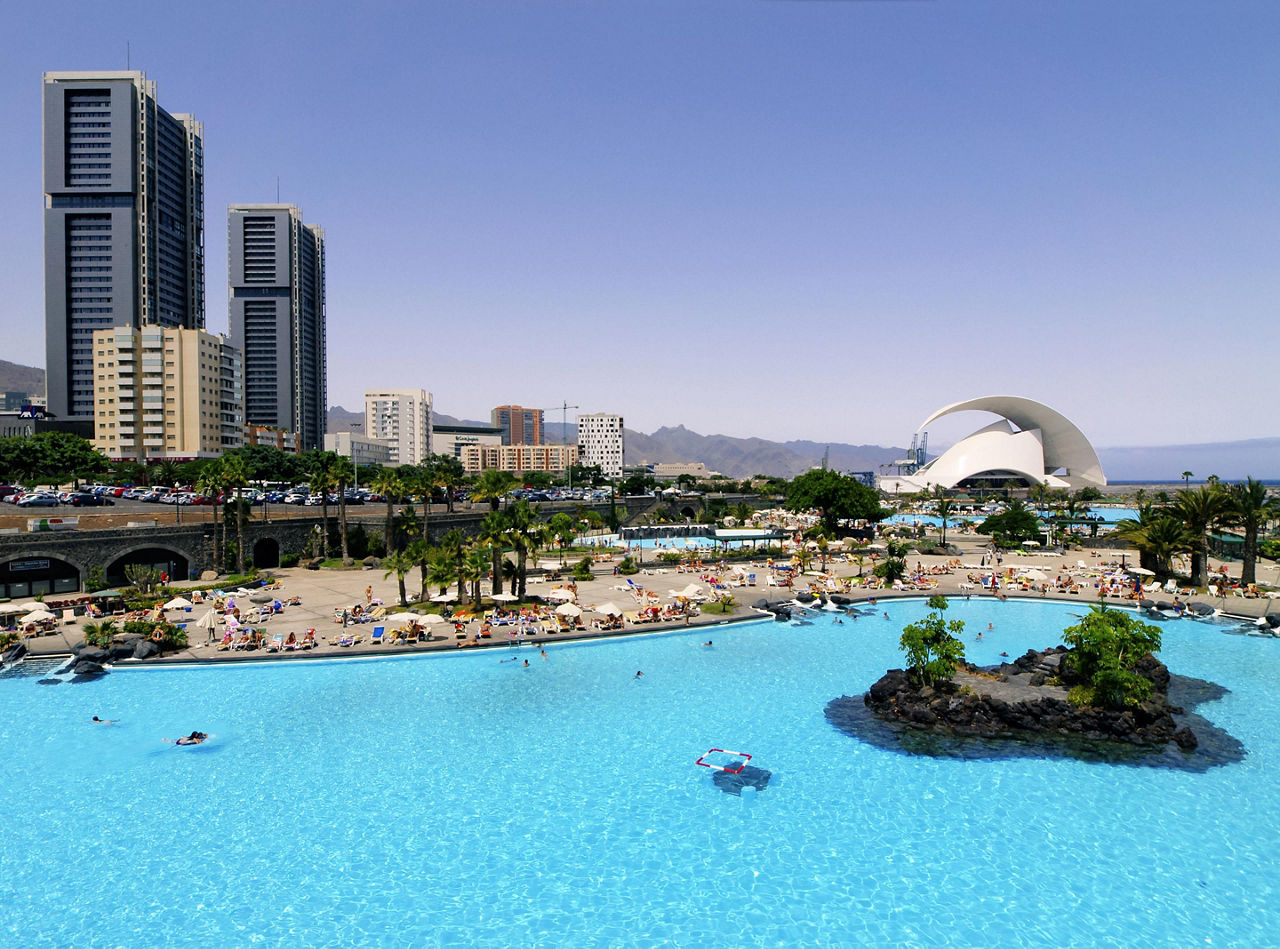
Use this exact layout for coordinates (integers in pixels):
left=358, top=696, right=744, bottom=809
left=679, top=506, right=697, bottom=520
left=253, top=537, right=280, bottom=569
left=105, top=548, right=190, bottom=587
left=0, top=556, right=81, bottom=599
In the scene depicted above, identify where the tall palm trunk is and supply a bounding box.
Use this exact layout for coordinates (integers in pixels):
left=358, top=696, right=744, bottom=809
left=384, top=497, right=394, bottom=556
left=236, top=491, right=246, bottom=575
left=339, top=486, right=350, bottom=565
left=320, top=496, right=330, bottom=559
left=211, top=498, right=221, bottom=573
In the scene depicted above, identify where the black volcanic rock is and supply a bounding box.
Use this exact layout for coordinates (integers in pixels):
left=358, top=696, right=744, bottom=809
left=826, top=646, right=1246, bottom=772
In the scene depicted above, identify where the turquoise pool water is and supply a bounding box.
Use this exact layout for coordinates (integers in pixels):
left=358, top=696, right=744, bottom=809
left=3, top=601, right=1276, bottom=947
left=887, top=507, right=1139, bottom=528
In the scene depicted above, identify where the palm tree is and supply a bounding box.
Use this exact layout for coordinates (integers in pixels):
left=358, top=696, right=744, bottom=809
left=935, top=498, right=955, bottom=548
left=382, top=549, right=415, bottom=606
left=369, top=467, right=403, bottom=555
left=195, top=459, right=225, bottom=574
left=1174, top=484, right=1229, bottom=588
left=406, top=538, right=433, bottom=604
left=433, top=455, right=466, bottom=514
left=1225, top=478, right=1280, bottom=586
left=472, top=469, right=517, bottom=515
left=479, top=510, right=509, bottom=595
left=330, top=454, right=354, bottom=566
left=437, top=528, right=468, bottom=602
left=409, top=460, right=437, bottom=542
left=503, top=499, right=547, bottom=599
left=221, top=454, right=250, bottom=575
left=460, top=542, right=490, bottom=606
left=547, top=512, right=576, bottom=566
left=308, top=452, right=336, bottom=559
left=426, top=548, right=458, bottom=600
left=1143, top=515, right=1194, bottom=579
left=1182, top=471, right=1193, bottom=487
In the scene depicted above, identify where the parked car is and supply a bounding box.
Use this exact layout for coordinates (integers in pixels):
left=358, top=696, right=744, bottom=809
left=71, top=493, right=115, bottom=507
left=16, top=493, right=59, bottom=507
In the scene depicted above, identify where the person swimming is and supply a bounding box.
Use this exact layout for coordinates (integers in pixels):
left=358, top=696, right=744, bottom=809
left=523, top=659, right=530, bottom=667
left=701, top=641, right=713, bottom=646
left=92, top=716, right=116, bottom=725
left=167, top=731, right=208, bottom=746
left=634, top=670, right=644, bottom=679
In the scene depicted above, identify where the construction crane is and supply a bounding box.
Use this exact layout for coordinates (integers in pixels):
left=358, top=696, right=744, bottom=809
left=535, top=402, right=580, bottom=486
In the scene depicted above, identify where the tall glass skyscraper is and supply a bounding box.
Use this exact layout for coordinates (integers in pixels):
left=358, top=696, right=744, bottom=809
left=227, top=204, right=326, bottom=451
left=43, top=71, right=204, bottom=420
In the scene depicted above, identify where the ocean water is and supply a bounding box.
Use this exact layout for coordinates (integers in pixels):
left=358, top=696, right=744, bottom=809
left=1, top=600, right=1275, bottom=947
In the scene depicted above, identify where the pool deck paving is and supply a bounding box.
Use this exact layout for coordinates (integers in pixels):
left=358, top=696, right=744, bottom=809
left=18, top=536, right=1280, bottom=666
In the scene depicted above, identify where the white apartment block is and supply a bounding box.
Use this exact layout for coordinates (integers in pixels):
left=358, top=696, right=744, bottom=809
left=577, top=413, right=624, bottom=478
left=364, top=388, right=432, bottom=466
left=324, top=431, right=394, bottom=467
left=93, top=326, right=243, bottom=462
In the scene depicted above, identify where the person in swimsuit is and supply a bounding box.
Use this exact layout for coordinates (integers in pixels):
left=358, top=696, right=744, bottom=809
left=169, top=731, right=208, bottom=746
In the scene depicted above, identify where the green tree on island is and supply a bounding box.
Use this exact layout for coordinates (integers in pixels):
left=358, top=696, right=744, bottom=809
left=899, top=595, right=966, bottom=686
left=784, top=469, right=887, bottom=536
left=1061, top=605, right=1162, bottom=709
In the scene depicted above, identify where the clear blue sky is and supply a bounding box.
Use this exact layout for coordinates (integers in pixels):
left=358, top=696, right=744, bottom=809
left=3, top=0, right=1277, bottom=450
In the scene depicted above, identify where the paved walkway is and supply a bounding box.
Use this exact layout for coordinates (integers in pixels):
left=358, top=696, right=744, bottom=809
left=18, top=537, right=1279, bottom=665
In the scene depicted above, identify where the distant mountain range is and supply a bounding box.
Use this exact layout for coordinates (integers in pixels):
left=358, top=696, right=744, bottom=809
left=0, top=359, right=45, bottom=399
left=329, top=405, right=1280, bottom=481
left=0, top=362, right=1268, bottom=481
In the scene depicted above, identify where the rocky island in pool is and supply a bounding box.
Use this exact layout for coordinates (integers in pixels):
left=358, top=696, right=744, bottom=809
left=826, top=599, right=1246, bottom=772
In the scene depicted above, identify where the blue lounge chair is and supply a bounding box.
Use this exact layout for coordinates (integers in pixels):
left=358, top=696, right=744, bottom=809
left=370, top=626, right=386, bottom=645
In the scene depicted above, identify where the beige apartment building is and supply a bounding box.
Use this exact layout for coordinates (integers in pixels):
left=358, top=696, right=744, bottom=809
left=459, top=443, right=578, bottom=475
left=92, top=326, right=242, bottom=462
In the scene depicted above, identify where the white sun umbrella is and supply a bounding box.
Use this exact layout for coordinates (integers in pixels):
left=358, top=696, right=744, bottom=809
left=20, top=609, right=56, bottom=624
left=555, top=603, right=582, bottom=617
left=430, top=592, right=458, bottom=603
left=1127, top=566, right=1156, bottom=577
left=491, top=592, right=519, bottom=602
left=1018, top=569, right=1048, bottom=582
left=163, top=596, right=193, bottom=610
left=386, top=612, right=420, bottom=623
left=12, top=601, right=42, bottom=612
left=546, top=588, right=576, bottom=602
left=677, top=583, right=703, bottom=598
left=195, top=609, right=219, bottom=630
left=419, top=613, right=445, bottom=625
left=594, top=602, right=624, bottom=617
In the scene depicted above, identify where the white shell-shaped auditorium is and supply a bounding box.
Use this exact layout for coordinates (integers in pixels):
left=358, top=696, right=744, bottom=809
left=879, top=396, right=1107, bottom=495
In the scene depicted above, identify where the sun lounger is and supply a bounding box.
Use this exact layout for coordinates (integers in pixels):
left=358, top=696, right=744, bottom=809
left=266, top=633, right=285, bottom=652
left=370, top=626, right=386, bottom=644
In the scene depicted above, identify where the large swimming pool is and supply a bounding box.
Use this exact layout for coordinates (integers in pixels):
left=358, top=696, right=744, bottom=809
left=3, top=600, right=1276, bottom=946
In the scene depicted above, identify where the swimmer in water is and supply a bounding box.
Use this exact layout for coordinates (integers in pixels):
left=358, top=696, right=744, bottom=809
left=1000, top=651, right=1010, bottom=658
left=523, top=659, right=530, bottom=667
left=883, top=612, right=890, bottom=620
left=92, top=716, right=116, bottom=725
left=701, top=641, right=713, bottom=646
left=166, top=731, right=208, bottom=746
left=987, top=622, right=994, bottom=630
left=540, top=648, right=548, bottom=660
left=976, top=632, right=983, bottom=641
left=634, top=670, right=644, bottom=679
